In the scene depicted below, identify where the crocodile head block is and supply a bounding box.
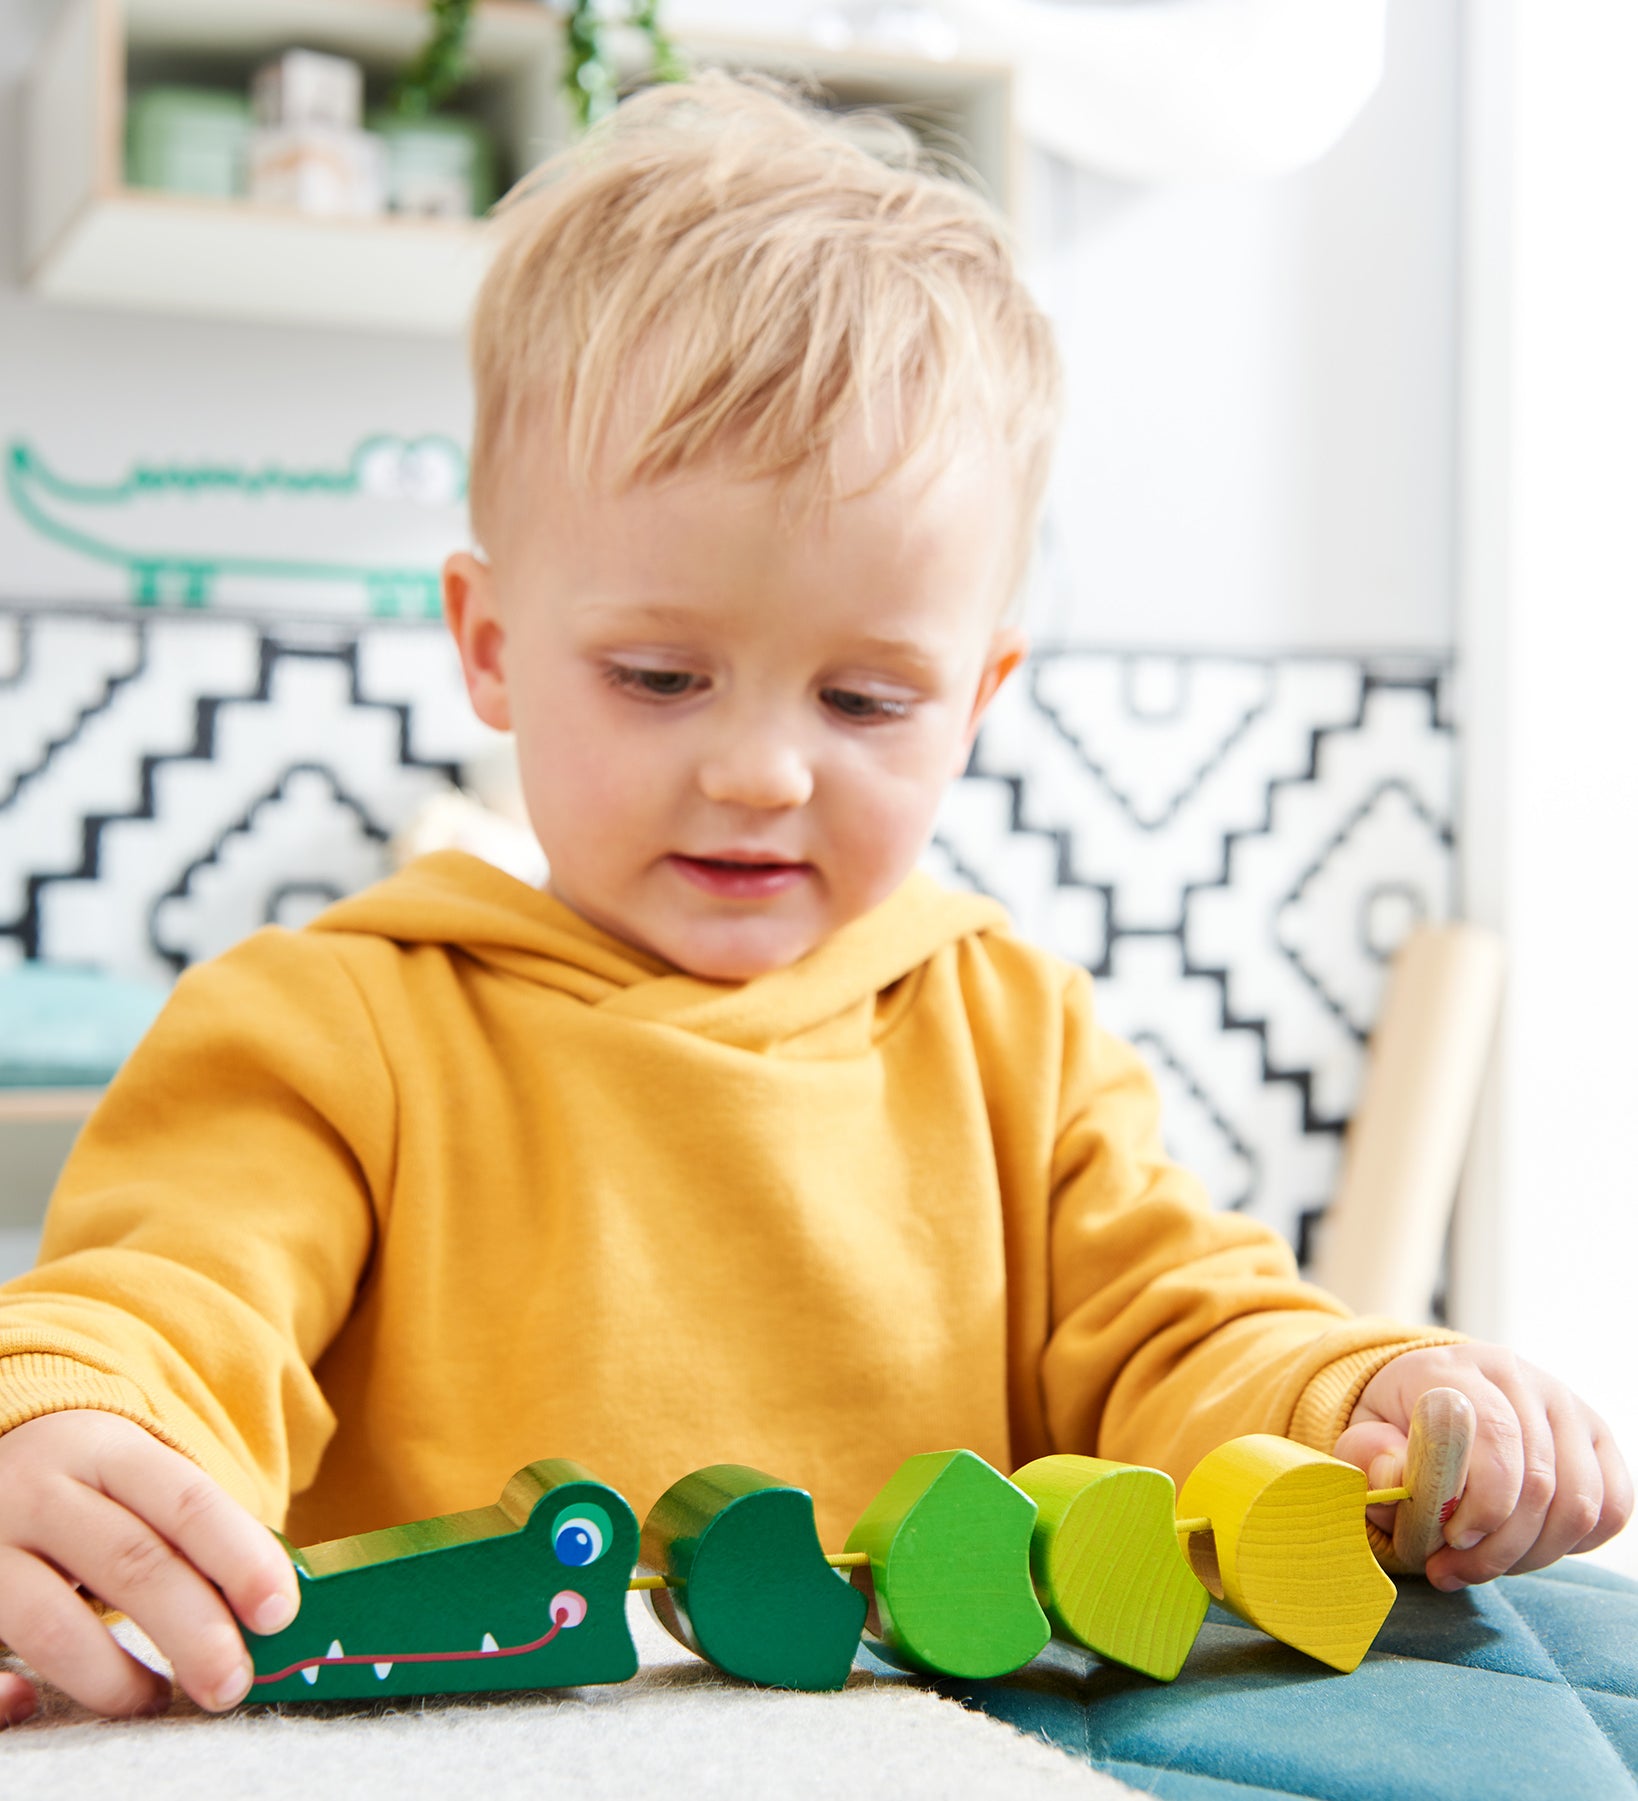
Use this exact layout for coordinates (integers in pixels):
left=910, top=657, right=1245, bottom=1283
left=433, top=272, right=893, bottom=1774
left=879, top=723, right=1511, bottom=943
left=242, top=1458, right=639, bottom=1702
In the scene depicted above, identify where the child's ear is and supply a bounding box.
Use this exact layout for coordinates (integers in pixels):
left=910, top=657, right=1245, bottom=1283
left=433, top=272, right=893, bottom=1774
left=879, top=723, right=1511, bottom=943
left=444, top=550, right=512, bottom=733
left=953, top=627, right=1027, bottom=776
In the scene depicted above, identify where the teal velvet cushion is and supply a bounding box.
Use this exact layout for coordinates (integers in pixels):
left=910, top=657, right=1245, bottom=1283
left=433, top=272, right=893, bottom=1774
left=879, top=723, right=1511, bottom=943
left=958, top=1562, right=1638, bottom=1800
left=0, top=965, right=169, bottom=1087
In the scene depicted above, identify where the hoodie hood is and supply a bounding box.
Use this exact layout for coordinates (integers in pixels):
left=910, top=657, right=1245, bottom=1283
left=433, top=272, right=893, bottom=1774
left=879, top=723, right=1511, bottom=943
left=309, top=852, right=1009, bottom=1053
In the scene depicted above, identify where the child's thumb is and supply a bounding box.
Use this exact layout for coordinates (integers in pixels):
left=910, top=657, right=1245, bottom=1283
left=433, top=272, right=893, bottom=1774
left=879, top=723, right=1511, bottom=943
left=1330, top=1418, right=1408, bottom=1481
left=1368, top=1448, right=1404, bottom=1491
left=1329, top=1420, right=1409, bottom=1535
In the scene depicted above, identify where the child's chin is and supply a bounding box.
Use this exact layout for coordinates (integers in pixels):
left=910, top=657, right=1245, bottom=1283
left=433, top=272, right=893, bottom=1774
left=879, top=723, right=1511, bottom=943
left=665, top=922, right=818, bottom=982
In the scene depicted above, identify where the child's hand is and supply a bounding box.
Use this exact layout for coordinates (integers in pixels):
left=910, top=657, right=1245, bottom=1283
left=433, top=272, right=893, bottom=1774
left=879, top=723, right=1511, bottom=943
left=0, top=1410, right=299, bottom=1726
left=1331, top=1343, right=1633, bottom=1592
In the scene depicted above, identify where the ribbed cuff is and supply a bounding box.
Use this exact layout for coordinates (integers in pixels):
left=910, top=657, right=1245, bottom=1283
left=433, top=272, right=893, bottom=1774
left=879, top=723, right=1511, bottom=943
left=0, top=1352, right=166, bottom=1440
left=1288, top=1327, right=1469, bottom=1455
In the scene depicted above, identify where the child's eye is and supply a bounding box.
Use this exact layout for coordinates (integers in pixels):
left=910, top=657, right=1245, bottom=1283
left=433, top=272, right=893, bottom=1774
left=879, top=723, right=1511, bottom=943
left=605, top=665, right=703, bottom=700
left=823, top=688, right=912, bottom=723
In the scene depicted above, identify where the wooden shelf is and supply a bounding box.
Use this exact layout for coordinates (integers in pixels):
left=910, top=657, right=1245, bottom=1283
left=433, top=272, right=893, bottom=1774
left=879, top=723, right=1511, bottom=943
left=0, top=1100, right=94, bottom=1246
left=0, top=1088, right=102, bottom=1124
left=24, top=0, right=563, bottom=334
left=29, top=184, right=499, bottom=332
left=23, top=0, right=1014, bottom=335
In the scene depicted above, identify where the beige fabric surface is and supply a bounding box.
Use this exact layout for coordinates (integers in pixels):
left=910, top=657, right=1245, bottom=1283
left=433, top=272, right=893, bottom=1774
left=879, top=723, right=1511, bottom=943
left=0, top=1592, right=1143, bottom=1801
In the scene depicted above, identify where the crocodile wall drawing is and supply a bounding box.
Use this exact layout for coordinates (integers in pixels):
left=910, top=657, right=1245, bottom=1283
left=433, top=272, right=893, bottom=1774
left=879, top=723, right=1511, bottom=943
left=4, top=435, right=468, bottom=616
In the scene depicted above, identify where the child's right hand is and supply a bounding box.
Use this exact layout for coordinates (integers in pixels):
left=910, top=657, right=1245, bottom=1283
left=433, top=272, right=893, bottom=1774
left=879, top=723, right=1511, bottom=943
left=0, top=1410, right=299, bottom=1725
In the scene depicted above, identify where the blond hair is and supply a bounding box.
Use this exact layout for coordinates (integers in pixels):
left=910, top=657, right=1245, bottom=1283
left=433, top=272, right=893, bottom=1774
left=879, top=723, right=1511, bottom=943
left=468, top=72, right=1062, bottom=607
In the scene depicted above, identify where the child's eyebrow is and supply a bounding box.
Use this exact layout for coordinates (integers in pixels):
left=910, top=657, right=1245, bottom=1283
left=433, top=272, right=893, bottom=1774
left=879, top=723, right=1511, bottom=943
left=843, top=637, right=949, bottom=681
left=577, top=600, right=703, bottom=632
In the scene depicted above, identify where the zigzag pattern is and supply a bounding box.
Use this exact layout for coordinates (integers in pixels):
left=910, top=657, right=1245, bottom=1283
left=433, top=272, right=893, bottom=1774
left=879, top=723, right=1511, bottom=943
left=929, top=649, right=1454, bottom=1249
left=0, top=604, right=1454, bottom=1256
left=1175, top=670, right=1451, bottom=1136
left=0, top=622, right=145, bottom=817
left=0, top=607, right=475, bottom=970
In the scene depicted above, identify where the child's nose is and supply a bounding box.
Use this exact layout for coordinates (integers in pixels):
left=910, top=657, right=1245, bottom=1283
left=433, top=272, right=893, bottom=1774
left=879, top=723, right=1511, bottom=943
left=697, top=736, right=814, bottom=810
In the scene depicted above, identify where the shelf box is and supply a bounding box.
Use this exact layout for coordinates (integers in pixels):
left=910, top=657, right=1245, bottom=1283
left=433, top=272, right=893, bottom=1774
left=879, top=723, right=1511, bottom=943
left=24, top=0, right=1014, bottom=335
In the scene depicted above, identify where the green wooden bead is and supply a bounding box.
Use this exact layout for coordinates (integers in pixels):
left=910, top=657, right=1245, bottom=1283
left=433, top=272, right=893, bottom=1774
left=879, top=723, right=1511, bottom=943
left=845, top=1448, right=1050, bottom=1680
left=1011, top=1455, right=1208, bottom=1682
left=642, top=1465, right=867, bottom=1691
left=241, top=1460, right=638, bottom=1702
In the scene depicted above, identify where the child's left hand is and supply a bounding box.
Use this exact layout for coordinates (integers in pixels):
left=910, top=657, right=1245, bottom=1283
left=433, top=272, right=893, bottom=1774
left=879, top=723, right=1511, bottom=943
left=1331, top=1343, right=1632, bottom=1592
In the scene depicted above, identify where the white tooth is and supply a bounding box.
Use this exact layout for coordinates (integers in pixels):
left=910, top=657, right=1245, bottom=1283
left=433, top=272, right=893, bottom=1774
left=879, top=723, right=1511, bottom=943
left=327, top=1639, right=343, bottom=1661
left=374, top=1663, right=392, bottom=1679
left=301, top=1666, right=318, bottom=1685
left=481, top=1632, right=499, bottom=1654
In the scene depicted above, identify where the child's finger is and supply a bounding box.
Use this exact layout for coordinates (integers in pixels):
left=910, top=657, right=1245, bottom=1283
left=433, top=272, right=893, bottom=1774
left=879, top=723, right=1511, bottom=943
left=0, top=1543, right=170, bottom=1720
left=1326, top=1419, right=1406, bottom=1533
left=1574, top=1425, right=1635, bottom=1553
left=34, top=1487, right=256, bottom=1715
left=1429, top=1383, right=1555, bottom=1588
left=0, top=1668, right=38, bottom=1728
left=92, top=1431, right=298, bottom=1639
left=1505, top=1403, right=1605, bottom=1574
left=1437, top=1372, right=1537, bottom=1546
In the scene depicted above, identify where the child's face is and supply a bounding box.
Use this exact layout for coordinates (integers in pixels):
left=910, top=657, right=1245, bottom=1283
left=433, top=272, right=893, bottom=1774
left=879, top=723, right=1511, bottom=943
left=445, top=429, right=1024, bottom=981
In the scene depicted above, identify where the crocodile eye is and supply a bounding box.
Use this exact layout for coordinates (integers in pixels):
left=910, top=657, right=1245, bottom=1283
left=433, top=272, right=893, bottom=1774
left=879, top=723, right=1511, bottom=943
left=552, top=1503, right=612, bottom=1567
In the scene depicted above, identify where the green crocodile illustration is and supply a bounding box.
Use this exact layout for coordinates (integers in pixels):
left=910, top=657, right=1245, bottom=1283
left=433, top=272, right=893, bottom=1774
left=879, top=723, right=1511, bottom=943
left=5, top=435, right=468, bottom=617
left=242, top=1460, right=640, bottom=1703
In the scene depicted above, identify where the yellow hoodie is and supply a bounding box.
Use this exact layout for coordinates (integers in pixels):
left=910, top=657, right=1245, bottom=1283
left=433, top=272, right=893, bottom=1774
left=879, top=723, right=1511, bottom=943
left=0, top=854, right=1454, bottom=1548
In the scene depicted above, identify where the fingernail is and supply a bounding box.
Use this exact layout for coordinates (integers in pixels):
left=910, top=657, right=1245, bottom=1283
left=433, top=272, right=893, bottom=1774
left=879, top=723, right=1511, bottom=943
left=1452, top=1530, right=1485, bottom=1552
left=251, top=1591, right=298, bottom=1636
left=210, top=1663, right=253, bottom=1712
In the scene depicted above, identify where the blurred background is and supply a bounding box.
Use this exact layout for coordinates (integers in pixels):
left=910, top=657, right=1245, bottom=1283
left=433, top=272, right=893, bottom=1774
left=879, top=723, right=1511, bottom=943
left=0, top=0, right=1633, bottom=1564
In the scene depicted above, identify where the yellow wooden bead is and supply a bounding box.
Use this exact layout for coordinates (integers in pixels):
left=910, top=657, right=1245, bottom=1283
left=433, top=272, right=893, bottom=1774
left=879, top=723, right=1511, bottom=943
left=1176, top=1436, right=1395, bottom=1674
left=1012, top=1455, right=1208, bottom=1682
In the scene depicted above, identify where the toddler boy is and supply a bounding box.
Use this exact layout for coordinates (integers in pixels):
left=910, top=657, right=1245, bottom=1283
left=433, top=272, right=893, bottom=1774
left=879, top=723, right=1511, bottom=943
left=0, top=75, right=1627, bottom=1727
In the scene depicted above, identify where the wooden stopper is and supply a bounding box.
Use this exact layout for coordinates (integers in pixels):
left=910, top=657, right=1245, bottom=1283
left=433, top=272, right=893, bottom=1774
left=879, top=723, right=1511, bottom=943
left=845, top=1449, right=1050, bottom=1680
left=1011, top=1455, right=1209, bottom=1682
left=1374, top=1386, right=1478, bottom=1575
left=640, top=1465, right=867, bottom=1691
left=1176, top=1436, right=1395, bottom=1673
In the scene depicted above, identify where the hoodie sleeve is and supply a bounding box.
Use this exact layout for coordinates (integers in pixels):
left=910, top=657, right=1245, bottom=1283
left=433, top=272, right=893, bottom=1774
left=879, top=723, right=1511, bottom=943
left=0, top=928, right=393, bottom=1527
left=1040, top=965, right=1461, bottom=1482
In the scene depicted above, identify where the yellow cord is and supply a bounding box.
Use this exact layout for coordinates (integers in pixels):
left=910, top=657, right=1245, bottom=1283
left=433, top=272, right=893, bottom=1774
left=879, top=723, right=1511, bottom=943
left=629, top=1548, right=870, bottom=1592
left=1173, top=1487, right=1412, bottom=1541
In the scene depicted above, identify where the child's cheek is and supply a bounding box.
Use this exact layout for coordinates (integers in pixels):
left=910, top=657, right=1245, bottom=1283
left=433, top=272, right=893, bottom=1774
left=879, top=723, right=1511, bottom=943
left=829, top=759, right=950, bottom=892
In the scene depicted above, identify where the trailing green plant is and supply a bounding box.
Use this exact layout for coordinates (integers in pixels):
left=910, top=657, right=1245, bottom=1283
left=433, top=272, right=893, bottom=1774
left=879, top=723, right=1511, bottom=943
left=393, top=0, right=686, bottom=130
left=564, top=0, right=687, bottom=131
left=391, top=0, right=477, bottom=119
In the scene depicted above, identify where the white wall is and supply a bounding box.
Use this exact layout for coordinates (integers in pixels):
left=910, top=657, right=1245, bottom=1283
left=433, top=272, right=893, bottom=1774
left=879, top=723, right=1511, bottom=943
left=1027, top=0, right=1460, bottom=651
left=0, top=11, right=473, bottom=604
left=0, top=0, right=1459, bottom=658
left=1450, top=0, right=1638, bottom=1572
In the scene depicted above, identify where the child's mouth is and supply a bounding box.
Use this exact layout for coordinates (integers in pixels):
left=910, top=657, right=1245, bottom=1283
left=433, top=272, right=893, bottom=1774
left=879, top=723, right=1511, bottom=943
left=668, top=855, right=811, bottom=899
